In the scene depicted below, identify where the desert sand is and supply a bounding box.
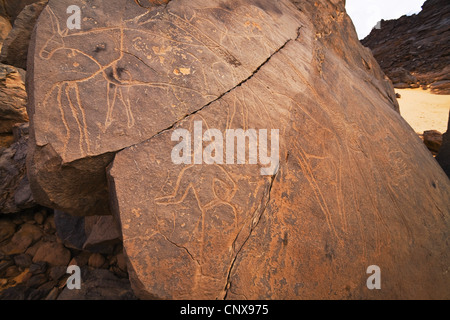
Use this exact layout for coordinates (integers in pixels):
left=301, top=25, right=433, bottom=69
left=396, top=88, right=450, bottom=134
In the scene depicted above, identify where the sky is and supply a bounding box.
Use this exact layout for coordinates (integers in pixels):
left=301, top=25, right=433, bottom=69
left=346, top=0, right=427, bottom=39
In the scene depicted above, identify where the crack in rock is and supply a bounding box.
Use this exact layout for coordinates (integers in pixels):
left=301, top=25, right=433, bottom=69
left=222, top=168, right=280, bottom=300
left=134, top=0, right=172, bottom=8
left=159, top=232, right=201, bottom=266
left=142, top=26, right=303, bottom=145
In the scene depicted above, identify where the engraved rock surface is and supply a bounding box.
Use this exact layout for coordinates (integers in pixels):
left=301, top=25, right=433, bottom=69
left=107, top=0, right=450, bottom=299
left=27, top=0, right=450, bottom=300
left=27, top=0, right=305, bottom=216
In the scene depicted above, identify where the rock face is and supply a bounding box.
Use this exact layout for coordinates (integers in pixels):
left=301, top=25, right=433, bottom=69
left=361, top=0, right=450, bottom=94
left=0, top=64, right=28, bottom=134
left=27, top=0, right=449, bottom=300
left=0, top=1, right=48, bottom=70
left=27, top=0, right=352, bottom=216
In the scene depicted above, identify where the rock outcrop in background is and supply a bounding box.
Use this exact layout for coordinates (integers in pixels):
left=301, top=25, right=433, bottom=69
left=361, top=0, right=450, bottom=94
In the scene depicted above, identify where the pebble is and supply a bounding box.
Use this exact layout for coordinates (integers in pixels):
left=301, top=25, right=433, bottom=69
left=0, top=260, right=14, bottom=275
left=26, top=273, right=48, bottom=288
left=5, top=265, right=20, bottom=277
left=45, top=287, right=60, bottom=300
left=1, top=223, right=43, bottom=255
left=68, top=251, right=90, bottom=267
left=32, top=241, right=71, bottom=266
left=14, top=253, right=32, bottom=268
left=49, top=266, right=67, bottom=281
left=116, top=253, right=127, bottom=272
left=0, top=220, right=16, bottom=242
left=88, top=253, right=106, bottom=269
left=43, top=215, right=56, bottom=233
left=34, top=211, right=46, bottom=225
left=29, top=261, right=48, bottom=275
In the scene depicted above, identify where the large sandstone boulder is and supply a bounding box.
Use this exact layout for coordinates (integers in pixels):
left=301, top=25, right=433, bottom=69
left=27, top=0, right=449, bottom=300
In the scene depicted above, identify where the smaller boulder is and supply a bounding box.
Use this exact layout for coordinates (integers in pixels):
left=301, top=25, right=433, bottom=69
left=0, top=123, right=35, bottom=214
left=88, top=253, right=106, bottom=269
left=83, top=216, right=122, bottom=254
left=13, top=253, right=32, bottom=268
left=423, top=130, right=443, bottom=154
left=0, top=0, right=45, bottom=24
left=57, top=268, right=137, bottom=300
left=0, top=1, right=48, bottom=70
left=0, top=223, right=42, bottom=255
left=387, top=67, right=418, bottom=87
left=0, top=220, right=16, bottom=242
left=32, top=241, right=71, bottom=266
left=436, top=112, right=450, bottom=177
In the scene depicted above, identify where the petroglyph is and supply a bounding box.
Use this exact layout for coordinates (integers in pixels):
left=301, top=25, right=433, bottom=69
left=30, top=0, right=302, bottom=163
left=28, top=0, right=450, bottom=300
left=27, top=0, right=303, bottom=217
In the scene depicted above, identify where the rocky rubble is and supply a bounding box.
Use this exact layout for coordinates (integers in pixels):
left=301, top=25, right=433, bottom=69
left=0, top=123, right=35, bottom=213
left=361, top=0, right=450, bottom=94
left=0, top=208, right=135, bottom=300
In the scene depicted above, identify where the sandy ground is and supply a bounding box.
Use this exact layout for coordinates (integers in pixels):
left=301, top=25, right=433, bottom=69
left=396, top=88, right=450, bottom=134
